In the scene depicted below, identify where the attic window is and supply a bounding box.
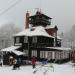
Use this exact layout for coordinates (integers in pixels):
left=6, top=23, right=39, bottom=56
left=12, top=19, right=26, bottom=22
left=30, top=28, right=35, bottom=31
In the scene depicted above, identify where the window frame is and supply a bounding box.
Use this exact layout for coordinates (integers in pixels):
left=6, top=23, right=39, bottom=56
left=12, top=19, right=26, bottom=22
left=31, top=50, right=37, bottom=57
left=24, top=36, right=28, bottom=43
left=32, top=36, right=37, bottom=43
left=16, top=37, right=19, bottom=43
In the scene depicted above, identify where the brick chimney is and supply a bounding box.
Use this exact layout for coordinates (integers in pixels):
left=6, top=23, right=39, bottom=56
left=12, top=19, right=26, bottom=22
left=25, top=11, right=29, bottom=29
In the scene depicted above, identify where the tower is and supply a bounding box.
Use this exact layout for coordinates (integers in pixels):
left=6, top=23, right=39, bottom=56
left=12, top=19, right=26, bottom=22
left=29, top=11, right=52, bottom=27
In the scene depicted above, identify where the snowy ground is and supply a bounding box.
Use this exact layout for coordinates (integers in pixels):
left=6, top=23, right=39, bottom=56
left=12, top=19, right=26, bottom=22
left=0, top=62, right=75, bottom=75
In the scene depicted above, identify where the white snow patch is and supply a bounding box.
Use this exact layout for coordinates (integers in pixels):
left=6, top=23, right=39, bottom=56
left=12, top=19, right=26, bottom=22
left=14, top=26, right=54, bottom=38
left=1, top=46, right=20, bottom=52
left=0, top=62, right=75, bottom=75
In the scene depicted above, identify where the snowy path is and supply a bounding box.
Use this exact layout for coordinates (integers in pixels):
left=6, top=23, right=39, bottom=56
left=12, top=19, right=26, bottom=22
left=0, top=62, right=75, bottom=75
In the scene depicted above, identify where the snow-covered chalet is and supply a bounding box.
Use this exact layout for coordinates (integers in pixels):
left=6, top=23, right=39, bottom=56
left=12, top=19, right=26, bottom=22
left=1, top=11, right=73, bottom=65
left=13, top=11, right=72, bottom=63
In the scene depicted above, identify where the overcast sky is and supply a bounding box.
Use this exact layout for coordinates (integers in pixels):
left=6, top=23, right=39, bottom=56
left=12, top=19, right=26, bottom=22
left=0, top=0, right=75, bottom=33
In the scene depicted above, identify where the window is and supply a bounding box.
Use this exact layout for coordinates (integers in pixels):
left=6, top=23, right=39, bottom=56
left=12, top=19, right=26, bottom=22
left=32, top=36, right=37, bottom=43
left=16, top=37, right=19, bottom=43
left=57, top=40, right=61, bottom=44
left=63, top=51, right=68, bottom=59
left=24, top=36, right=28, bottom=43
left=54, top=33, right=56, bottom=47
left=60, top=52, right=63, bottom=59
left=65, top=52, right=69, bottom=58
left=55, top=52, right=60, bottom=59
left=40, top=51, right=46, bottom=58
left=47, top=51, right=52, bottom=59
left=32, top=50, right=37, bottom=57
left=23, top=49, right=28, bottom=56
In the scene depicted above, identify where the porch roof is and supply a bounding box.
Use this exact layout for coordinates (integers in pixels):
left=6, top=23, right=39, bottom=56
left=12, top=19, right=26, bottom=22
left=12, top=50, right=25, bottom=56
left=46, top=47, right=72, bottom=51
left=1, top=46, right=20, bottom=52
left=0, top=46, right=25, bottom=56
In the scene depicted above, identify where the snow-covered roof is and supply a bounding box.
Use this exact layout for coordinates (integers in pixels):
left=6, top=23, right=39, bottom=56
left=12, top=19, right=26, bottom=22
left=57, top=36, right=62, bottom=40
left=1, top=46, right=25, bottom=56
left=1, top=46, right=20, bottom=52
left=14, top=26, right=54, bottom=38
left=45, top=25, right=55, bottom=29
left=46, top=47, right=71, bottom=51
left=12, top=50, right=25, bottom=56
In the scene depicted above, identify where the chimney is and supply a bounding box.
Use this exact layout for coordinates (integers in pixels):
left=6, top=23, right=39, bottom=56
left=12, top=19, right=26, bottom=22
left=25, top=11, right=29, bottom=29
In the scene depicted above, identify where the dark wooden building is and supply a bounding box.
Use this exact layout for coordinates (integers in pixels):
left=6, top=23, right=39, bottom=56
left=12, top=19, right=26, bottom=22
left=14, top=11, right=65, bottom=62
left=1, top=11, right=72, bottom=65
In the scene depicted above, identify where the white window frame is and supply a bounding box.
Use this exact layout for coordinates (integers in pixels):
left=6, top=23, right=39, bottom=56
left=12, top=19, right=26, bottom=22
left=60, top=52, right=63, bottom=59
left=16, top=37, right=19, bottom=43
left=32, top=36, right=37, bottom=43
left=63, top=51, right=68, bottom=59
left=40, top=51, right=46, bottom=58
left=55, top=52, right=60, bottom=59
left=57, top=40, right=61, bottom=44
left=47, top=51, right=52, bottom=59
left=31, top=50, right=37, bottom=57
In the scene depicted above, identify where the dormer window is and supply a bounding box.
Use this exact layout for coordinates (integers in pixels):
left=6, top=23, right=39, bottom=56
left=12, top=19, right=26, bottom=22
left=30, top=28, right=35, bottom=31
left=24, top=36, right=28, bottom=43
